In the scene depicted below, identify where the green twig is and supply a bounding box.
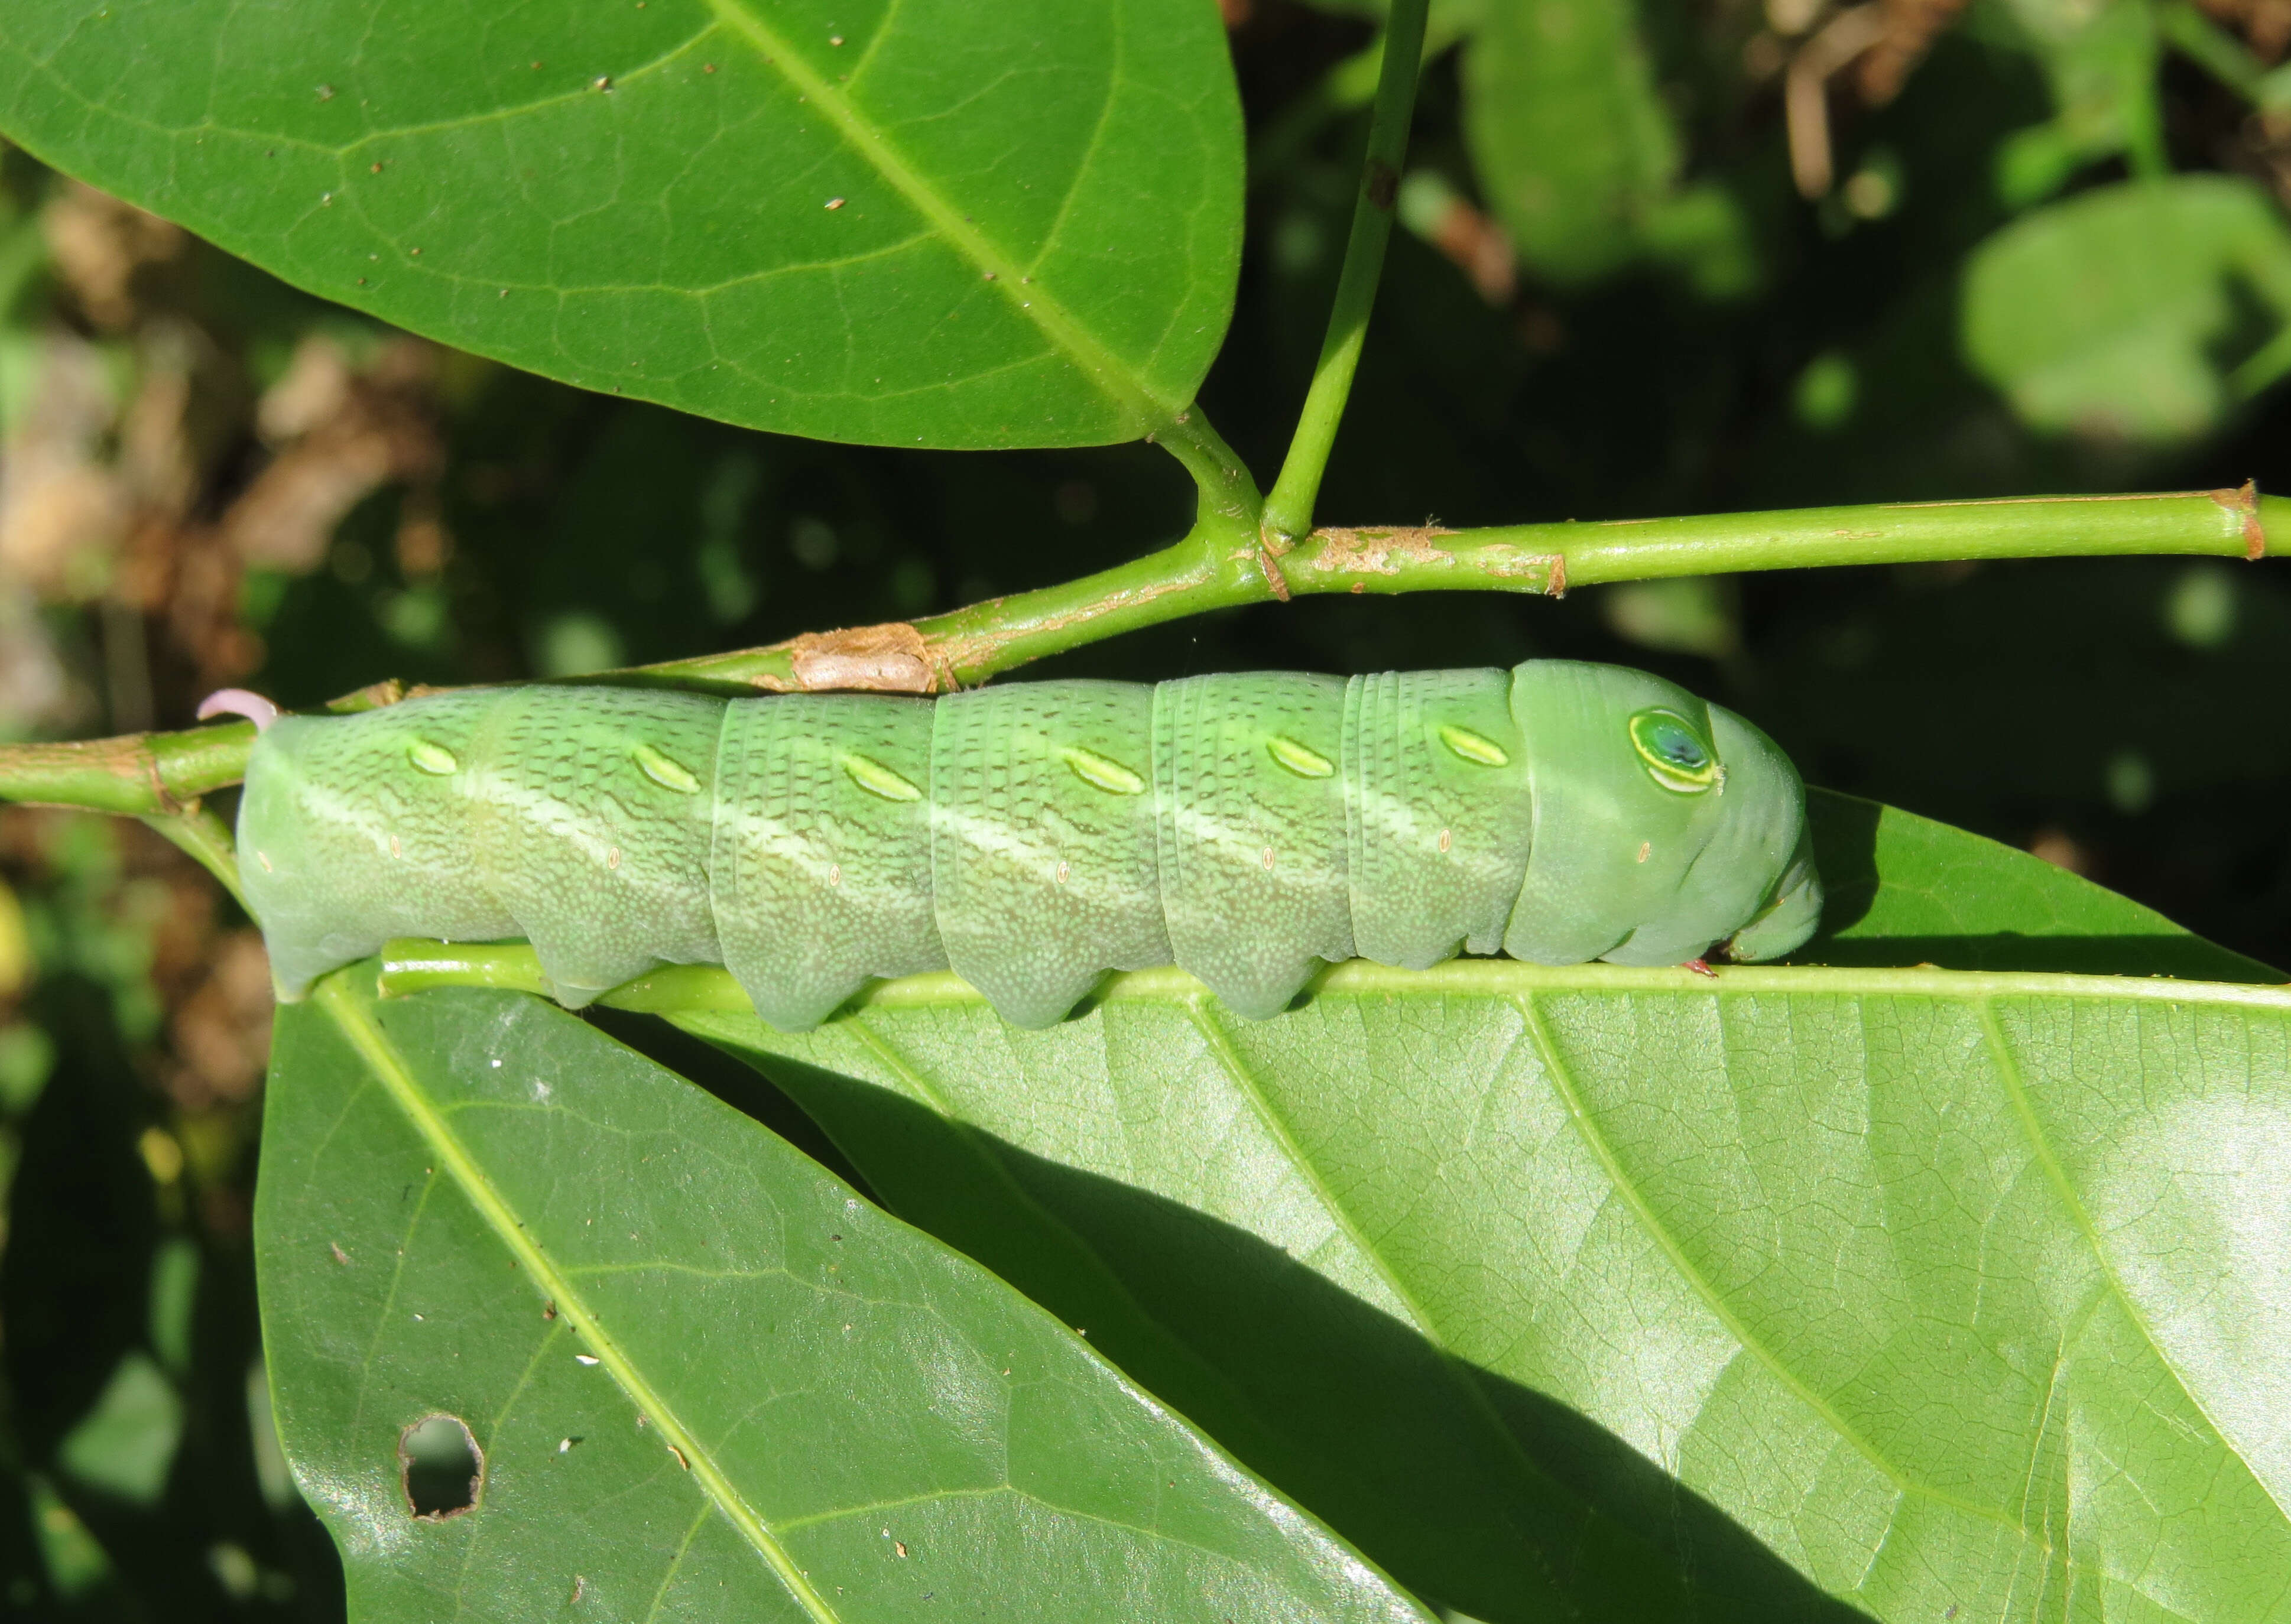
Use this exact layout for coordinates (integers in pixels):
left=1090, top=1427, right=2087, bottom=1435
left=1154, top=409, right=1264, bottom=545
left=372, top=939, right=2291, bottom=1018
left=1258, top=0, right=1433, bottom=546
left=141, top=805, right=247, bottom=910
left=1456, top=485, right=2273, bottom=586
left=0, top=487, right=2273, bottom=816
left=650, top=485, right=2274, bottom=691
left=0, top=720, right=255, bottom=814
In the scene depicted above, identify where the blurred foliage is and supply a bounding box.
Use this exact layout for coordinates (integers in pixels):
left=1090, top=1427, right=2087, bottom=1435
left=3, top=0, right=2291, bottom=1608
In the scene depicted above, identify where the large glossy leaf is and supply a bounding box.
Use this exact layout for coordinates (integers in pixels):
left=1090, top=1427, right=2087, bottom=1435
left=254, top=976, right=1432, bottom=1621
left=0, top=0, right=1242, bottom=449
left=625, top=795, right=2291, bottom=1622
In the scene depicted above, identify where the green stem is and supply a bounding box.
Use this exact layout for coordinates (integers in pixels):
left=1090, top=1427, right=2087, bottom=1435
left=373, top=940, right=2291, bottom=1017
left=0, top=487, right=2273, bottom=814
left=0, top=720, right=255, bottom=814
left=1155, top=408, right=1264, bottom=543
left=655, top=485, right=2274, bottom=690
left=141, top=805, right=246, bottom=910
left=1258, top=0, right=1432, bottom=546
left=1463, top=485, right=2272, bottom=586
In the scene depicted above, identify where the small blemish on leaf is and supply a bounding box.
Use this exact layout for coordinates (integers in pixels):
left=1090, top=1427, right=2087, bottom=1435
left=400, top=1414, right=482, bottom=1519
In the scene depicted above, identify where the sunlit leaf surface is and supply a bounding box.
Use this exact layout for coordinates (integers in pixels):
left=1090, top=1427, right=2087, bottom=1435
left=672, top=796, right=2291, bottom=1622
left=255, top=978, right=1431, bottom=1622
left=0, top=0, right=1243, bottom=447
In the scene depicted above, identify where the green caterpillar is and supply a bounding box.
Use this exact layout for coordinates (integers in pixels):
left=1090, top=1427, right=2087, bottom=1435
left=223, top=660, right=1822, bottom=1030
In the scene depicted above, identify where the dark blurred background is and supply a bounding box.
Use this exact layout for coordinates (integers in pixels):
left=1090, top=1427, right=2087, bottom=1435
left=1, top=0, right=2288, bottom=1611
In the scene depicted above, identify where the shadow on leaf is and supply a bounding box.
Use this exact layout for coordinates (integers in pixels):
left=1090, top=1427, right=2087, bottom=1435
left=725, top=1051, right=1875, bottom=1624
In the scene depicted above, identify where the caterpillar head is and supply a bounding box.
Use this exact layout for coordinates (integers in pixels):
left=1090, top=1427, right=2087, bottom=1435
left=1503, top=661, right=1822, bottom=968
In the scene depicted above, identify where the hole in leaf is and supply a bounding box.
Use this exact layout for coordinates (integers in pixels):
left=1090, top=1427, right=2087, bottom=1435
left=399, top=1414, right=482, bottom=1520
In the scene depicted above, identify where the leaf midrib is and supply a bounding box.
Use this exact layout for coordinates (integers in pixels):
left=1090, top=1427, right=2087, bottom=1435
left=315, top=977, right=847, bottom=1624
left=704, top=0, right=1174, bottom=430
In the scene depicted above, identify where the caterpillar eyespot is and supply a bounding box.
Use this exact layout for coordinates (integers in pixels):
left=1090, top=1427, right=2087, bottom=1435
left=235, top=661, right=1821, bottom=1030
left=1628, top=708, right=1721, bottom=794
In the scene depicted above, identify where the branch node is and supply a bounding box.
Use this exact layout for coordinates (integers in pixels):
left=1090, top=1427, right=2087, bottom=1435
left=2214, top=479, right=2266, bottom=560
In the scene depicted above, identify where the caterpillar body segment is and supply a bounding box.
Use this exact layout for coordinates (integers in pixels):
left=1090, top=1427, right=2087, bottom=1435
left=235, top=661, right=1822, bottom=1030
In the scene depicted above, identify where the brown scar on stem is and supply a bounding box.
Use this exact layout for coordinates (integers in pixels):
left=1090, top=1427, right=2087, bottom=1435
left=760, top=622, right=936, bottom=694
left=1304, top=525, right=1458, bottom=574
left=1366, top=160, right=1399, bottom=212
left=326, top=677, right=409, bottom=713
left=1254, top=530, right=1294, bottom=602
left=2212, top=479, right=2266, bottom=560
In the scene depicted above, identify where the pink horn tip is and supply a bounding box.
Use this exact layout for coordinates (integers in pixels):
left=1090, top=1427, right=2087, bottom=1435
left=197, top=688, right=281, bottom=732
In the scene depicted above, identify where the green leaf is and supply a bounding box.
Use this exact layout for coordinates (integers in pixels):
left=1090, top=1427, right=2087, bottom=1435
left=1797, top=787, right=2282, bottom=981
left=643, top=800, right=2291, bottom=1622
left=1461, top=0, right=1753, bottom=294
left=1962, top=174, right=2291, bottom=443
left=56, top=1353, right=181, bottom=1507
left=0, top=0, right=1243, bottom=449
left=255, top=976, right=1432, bottom=1621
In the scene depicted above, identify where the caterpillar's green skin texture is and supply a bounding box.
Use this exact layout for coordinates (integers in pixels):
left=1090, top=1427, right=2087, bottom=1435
left=236, top=661, right=1822, bottom=1030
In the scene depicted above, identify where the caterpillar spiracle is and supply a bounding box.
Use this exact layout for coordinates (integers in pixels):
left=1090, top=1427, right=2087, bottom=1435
left=223, top=660, right=1822, bottom=1030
